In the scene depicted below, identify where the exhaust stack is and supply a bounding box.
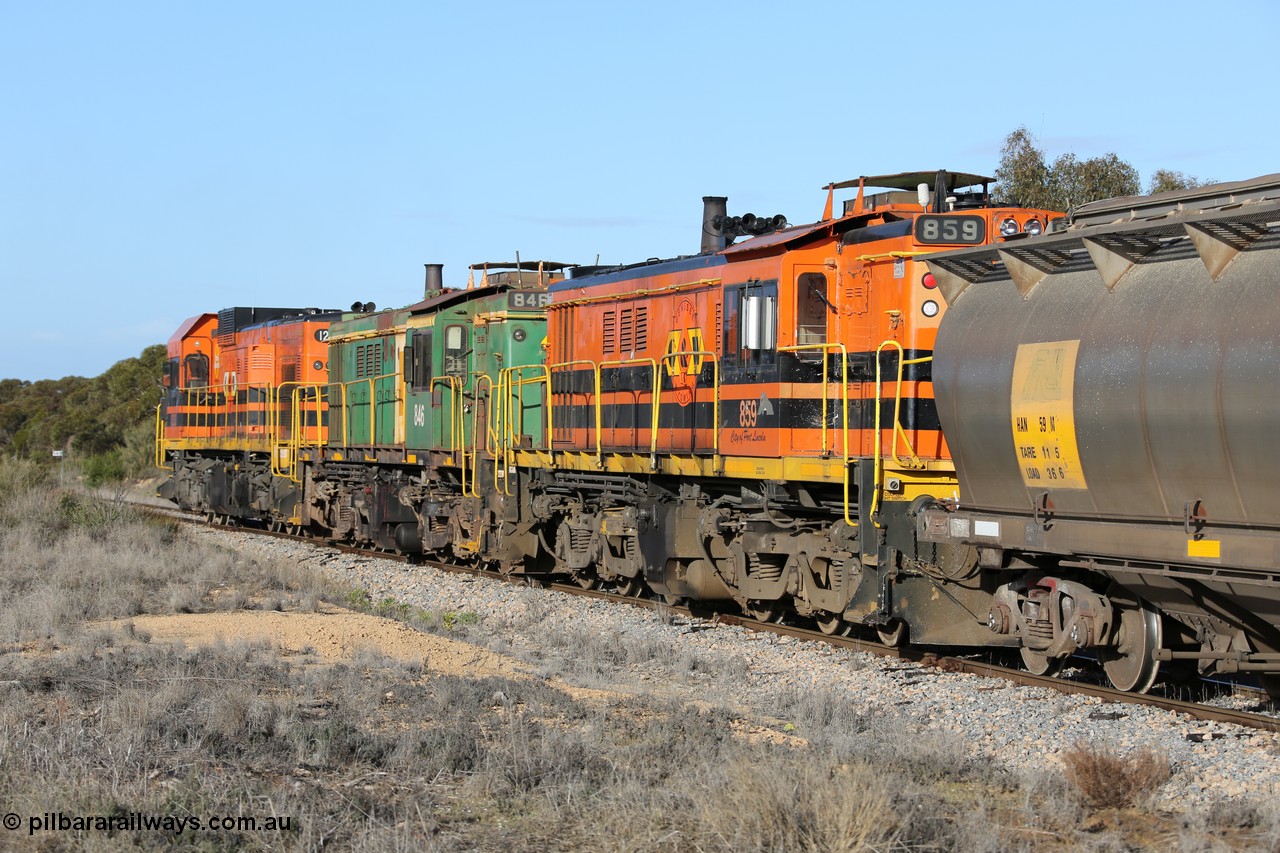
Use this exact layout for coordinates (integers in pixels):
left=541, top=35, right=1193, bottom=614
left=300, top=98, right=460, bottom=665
left=424, top=263, right=444, bottom=298
left=701, top=196, right=728, bottom=254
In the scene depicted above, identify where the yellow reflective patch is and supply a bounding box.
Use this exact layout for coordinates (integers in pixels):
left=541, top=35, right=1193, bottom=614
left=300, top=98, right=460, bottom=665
left=1187, top=539, right=1221, bottom=559
left=1010, top=340, right=1088, bottom=490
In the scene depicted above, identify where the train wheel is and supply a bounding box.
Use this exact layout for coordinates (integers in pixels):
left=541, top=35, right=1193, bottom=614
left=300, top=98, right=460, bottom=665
left=746, top=600, right=782, bottom=623
left=571, top=570, right=599, bottom=590
left=876, top=619, right=908, bottom=647
left=616, top=577, right=644, bottom=597
left=663, top=594, right=689, bottom=607
left=1020, top=647, right=1064, bottom=677
left=1103, top=602, right=1162, bottom=693
left=816, top=614, right=851, bottom=636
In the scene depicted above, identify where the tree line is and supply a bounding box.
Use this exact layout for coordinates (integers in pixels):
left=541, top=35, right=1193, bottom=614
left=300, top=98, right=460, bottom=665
left=992, top=126, right=1211, bottom=212
left=0, top=344, right=166, bottom=483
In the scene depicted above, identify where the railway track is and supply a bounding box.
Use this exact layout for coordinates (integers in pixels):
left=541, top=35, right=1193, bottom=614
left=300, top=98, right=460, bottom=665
left=149, top=502, right=1280, bottom=735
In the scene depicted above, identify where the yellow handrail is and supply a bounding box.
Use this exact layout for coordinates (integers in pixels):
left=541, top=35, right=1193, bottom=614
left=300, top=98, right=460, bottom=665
left=853, top=250, right=931, bottom=262
left=323, top=381, right=350, bottom=446
left=329, top=372, right=399, bottom=448
left=778, top=343, right=853, bottom=526
left=547, top=359, right=600, bottom=457
left=501, top=365, right=549, bottom=449
left=429, top=375, right=464, bottom=488
left=153, top=403, right=166, bottom=470
left=471, top=374, right=498, bottom=455
left=595, top=357, right=658, bottom=463
left=269, top=382, right=289, bottom=477
left=656, top=349, right=721, bottom=462
left=492, top=369, right=509, bottom=495
left=514, top=367, right=549, bottom=452
left=499, top=365, right=551, bottom=495
left=777, top=343, right=848, bottom=460
left=870, top=340, right=932, bottom=526
left=467, top=374, right=497, bottom=497
left=271, top=382, right=327, bottom=480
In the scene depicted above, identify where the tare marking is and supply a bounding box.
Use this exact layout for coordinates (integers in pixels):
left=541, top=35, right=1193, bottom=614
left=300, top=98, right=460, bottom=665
left=1010, top=340, right=1087, bottom=490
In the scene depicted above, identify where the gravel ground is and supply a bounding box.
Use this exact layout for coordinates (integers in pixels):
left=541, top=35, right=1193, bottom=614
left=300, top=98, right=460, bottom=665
left=193, top=525, right=1280, bottom=813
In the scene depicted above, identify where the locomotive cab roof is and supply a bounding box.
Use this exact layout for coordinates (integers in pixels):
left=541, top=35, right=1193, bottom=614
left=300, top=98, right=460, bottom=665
left=824, top=169, right=994, bottom=219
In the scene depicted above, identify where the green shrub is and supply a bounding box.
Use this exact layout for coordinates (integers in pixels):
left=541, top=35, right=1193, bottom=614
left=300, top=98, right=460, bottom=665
left=84, top=450, right=126, bottom=486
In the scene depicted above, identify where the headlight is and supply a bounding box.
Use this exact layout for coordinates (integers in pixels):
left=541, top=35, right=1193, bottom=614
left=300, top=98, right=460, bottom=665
left=1000, top=218, right=1020, bottom=237
left=922, top=300, right=940, bottom=318
left=1024, top=219, right=1043, bottom=237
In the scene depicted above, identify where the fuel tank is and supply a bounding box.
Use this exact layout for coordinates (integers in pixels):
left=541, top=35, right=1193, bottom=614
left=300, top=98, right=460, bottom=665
left=925, top=178, right=1280, bottom=570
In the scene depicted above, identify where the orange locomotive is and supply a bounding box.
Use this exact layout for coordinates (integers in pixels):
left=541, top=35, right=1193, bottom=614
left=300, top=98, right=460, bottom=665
left=532, top=170, right=1061, bottom=640
left=156, top=305, right=353, bottom=524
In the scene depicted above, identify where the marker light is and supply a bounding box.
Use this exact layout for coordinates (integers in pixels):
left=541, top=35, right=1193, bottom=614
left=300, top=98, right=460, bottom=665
left=922, top=300, right=940, bottom=318
left=922, top=272, right=938, bottom=289
left=1000, top=218, right=1020, bottom=237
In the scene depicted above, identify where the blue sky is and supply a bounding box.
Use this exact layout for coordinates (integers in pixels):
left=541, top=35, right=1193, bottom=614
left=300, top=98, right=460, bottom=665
left=2, top=1, right=1276, bottom=381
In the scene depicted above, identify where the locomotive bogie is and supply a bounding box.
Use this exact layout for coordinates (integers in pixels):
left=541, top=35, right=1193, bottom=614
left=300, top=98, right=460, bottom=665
left=305, top=462, right=420, bottom=551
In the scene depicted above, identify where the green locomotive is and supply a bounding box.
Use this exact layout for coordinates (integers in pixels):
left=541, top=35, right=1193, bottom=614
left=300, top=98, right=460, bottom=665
left=300, top=262, right=564, bottom=559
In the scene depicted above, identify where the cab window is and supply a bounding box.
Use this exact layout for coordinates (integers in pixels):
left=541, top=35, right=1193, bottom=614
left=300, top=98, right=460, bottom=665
left=797, top=272, right=830, bottom=346
left=183, top=352, right=209, bottom=388
left=409, top=330, right=433, bottom=390
left=444, top=325, right=468, bottom=377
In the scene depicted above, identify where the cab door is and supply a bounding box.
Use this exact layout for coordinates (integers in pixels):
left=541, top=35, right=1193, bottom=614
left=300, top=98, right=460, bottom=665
left=402, top=326, right=434, bottom=450
left=791, top=265, right=837, bottom=359
left=785, top=265, right=839, bottom=456
left=373, top=334, right=398, bottom=446
left=434, top=322, right=472, bottom=453
left=346, top=340, right=375, bottom=446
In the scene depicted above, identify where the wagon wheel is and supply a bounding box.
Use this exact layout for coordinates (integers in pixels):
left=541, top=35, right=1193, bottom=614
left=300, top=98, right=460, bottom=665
left=1020, top=646, right=1065, bottom=677
left=815, top=613, right=851, bottom=636
left=746, top=600, right=783, bottom=623
left=1103, top=600, right=1162, bottom=693
left=616, top=576, right=644, bottom=597
left=571, top=569, right=599, bottom=590
left=877, top=618, right=908, bottom=647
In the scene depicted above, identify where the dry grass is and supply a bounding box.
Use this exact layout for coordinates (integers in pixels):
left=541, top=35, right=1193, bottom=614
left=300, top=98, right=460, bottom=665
left=1, top=459, right=1278, bottom=851
left=0, top=463, right=341, bottom=650
left=1062, top=740, right=1172, bottom=810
